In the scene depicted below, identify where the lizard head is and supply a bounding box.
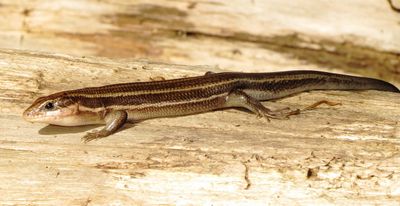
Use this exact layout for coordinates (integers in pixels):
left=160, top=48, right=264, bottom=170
left=22, top=92, right=84, bottom=126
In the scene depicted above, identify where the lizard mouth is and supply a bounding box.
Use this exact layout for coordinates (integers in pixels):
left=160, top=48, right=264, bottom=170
left=22, top=108, right=62, bottom=123
left=22, top=108, right=42, bottom=122
left=23, top=106, right=103, bottom=126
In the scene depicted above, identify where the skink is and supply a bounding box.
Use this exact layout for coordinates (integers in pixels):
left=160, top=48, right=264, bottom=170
left=23, top=70, right=399, bottom=142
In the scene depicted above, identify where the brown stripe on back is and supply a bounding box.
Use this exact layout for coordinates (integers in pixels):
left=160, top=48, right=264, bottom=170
left=71, top=76, right=319, bottom=109
left=70, top=82, right=237, bottom=108
left=63, top=70, right=398, bottom=110
left=64, top=71, right=352, bottom=96
left=68, top=73, right=241, bottom=95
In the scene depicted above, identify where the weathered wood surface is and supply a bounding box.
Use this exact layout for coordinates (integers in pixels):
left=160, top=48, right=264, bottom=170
left=0, top=49, right=400, bottom=205
left=1, top=0, right=400, bottom=205
left=0, top=0, right=400, bottom=81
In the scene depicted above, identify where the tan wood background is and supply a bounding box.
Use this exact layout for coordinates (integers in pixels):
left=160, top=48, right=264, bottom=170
left=0, top=0, right=400, bottom=205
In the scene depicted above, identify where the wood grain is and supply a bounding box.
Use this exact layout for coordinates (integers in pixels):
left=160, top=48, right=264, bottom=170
left=0, top=0, right=399, bottom=81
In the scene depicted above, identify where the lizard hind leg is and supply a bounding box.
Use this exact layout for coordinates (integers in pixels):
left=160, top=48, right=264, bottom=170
left=82, top=110, right=128, bottom=143
left=224, top=90, right=299, bottom=120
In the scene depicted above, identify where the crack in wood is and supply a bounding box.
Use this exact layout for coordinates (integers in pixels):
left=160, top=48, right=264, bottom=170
left=242, top=161, right=251, bottom=190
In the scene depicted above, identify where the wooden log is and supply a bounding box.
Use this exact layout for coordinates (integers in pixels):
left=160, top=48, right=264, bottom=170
left=0, top=0, right=399, bottom=82
left=0, top=49, right=399, bottom=205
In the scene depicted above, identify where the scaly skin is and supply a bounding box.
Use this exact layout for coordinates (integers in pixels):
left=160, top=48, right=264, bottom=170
left=23, top=70, right=399, bottom=142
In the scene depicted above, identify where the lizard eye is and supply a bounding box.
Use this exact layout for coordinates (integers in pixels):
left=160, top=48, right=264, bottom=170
left=44, top=102, right=55, bottom=110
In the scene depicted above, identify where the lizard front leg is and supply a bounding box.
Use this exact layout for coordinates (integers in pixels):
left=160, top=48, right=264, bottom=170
left=82, top=110, right=128, bottom=143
